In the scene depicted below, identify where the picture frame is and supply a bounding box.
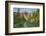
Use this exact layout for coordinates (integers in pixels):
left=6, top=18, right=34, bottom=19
left=5, top=1, right=45, bottom=35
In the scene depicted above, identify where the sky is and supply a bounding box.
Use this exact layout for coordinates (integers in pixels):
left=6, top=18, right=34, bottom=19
left=13, top=8, right=39, bottom=13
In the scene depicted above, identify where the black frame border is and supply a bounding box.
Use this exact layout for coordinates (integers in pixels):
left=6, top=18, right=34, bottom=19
left=5, top=1, right=45, bottom=35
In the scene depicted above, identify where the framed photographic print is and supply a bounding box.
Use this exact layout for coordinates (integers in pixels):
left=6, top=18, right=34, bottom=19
left=5, top=1, right=45, bottom=35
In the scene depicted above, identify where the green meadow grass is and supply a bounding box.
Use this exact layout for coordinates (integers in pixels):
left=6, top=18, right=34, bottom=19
left=13, top=12, right=39, bottom=28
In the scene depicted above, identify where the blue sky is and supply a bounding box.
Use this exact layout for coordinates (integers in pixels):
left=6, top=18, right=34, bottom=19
left=13, top=8, right=39, bottom=13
